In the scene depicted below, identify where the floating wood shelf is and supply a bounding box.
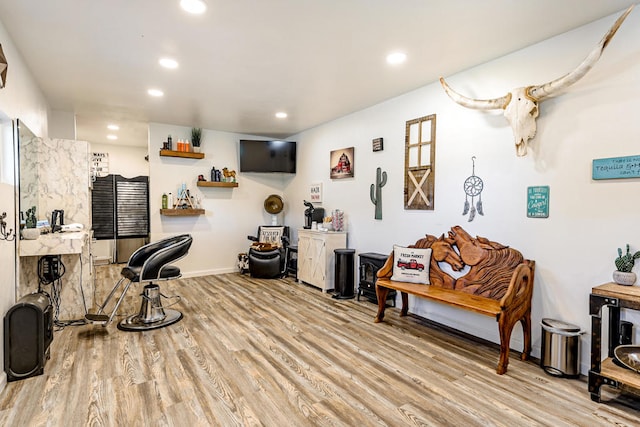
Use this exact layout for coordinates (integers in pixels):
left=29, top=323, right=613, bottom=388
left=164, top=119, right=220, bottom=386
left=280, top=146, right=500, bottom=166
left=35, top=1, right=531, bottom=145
left=160, top=208, right=205, bottom=216
left=159, top=149, right=205, bottom=159
left=197, top=181, right=238, bottom=188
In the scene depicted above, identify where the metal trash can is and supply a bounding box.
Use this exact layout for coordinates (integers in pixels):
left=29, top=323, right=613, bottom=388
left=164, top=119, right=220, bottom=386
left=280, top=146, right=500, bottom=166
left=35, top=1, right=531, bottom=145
left=333, top=249, right=355, bottom=299
left=540, top=318, right=582, bottom=377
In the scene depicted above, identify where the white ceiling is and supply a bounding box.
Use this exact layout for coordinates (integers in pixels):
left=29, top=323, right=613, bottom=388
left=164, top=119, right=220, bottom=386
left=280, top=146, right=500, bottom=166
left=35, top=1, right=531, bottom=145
left=0, top=0, right=635, bottom=147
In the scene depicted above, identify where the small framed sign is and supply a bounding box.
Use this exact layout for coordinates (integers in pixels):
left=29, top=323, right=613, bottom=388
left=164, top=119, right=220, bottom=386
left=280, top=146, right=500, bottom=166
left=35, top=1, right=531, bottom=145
left=92, top=152, right=109, bottom=178
left=527, top=186, right=549, bottom=218
left=372, top=137, right=384, bottom=152
left=309, top=182, right=322, bottom=203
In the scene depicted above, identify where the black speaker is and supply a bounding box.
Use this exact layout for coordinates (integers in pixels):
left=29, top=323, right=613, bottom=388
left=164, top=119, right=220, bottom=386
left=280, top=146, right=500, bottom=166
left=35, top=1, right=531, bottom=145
left=4, top=293, right=53, bottom=382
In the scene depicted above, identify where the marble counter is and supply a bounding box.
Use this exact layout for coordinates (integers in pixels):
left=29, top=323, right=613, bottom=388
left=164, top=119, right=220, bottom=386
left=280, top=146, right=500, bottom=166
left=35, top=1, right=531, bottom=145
left=18, top=230, right=93, bottom=321
left=19, top=231, right=88, bottom=256
left=17, top=137, right=93, bottom=321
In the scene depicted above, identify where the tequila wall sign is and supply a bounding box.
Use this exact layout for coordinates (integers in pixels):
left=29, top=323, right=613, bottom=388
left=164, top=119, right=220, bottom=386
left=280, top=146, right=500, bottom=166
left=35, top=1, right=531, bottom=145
left=592, top=155, right=640, bottom=180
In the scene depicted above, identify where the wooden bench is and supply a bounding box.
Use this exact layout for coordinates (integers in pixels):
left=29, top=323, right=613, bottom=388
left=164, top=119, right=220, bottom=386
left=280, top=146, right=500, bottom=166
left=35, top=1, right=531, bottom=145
left=374, top=225, right=535, bottom=375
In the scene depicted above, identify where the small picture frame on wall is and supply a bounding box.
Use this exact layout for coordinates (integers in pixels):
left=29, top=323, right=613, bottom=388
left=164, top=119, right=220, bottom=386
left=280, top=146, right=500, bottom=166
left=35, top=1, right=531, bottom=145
left=372, top=138, right=384, bottom=152
left=527, top=186, right=549, bottom=218
left=310, top=182, right=323, bottom=203
left=330, top=147, right=354, bottom=179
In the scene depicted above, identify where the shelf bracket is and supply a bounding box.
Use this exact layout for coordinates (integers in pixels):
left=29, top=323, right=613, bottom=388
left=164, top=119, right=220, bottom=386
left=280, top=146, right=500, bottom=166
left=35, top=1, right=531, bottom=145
left=588, top=370, right=619, bottom=402
left=589, top=294, right=618, bottom=317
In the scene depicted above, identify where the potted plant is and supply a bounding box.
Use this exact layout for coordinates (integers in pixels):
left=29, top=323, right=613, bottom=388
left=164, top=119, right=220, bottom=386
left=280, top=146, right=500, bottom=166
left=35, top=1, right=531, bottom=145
left=21, top=206, right=40, bottom=239
left=613, top=244, right=640, bottom=286
left=191, top=127, right=202, bottom=153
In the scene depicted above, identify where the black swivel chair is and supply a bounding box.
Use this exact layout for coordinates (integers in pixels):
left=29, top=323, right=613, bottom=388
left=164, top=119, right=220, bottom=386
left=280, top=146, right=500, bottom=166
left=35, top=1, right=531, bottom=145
left=247, top=226, right=289, bottom=278
left=86, top=234, right=193, bottom=331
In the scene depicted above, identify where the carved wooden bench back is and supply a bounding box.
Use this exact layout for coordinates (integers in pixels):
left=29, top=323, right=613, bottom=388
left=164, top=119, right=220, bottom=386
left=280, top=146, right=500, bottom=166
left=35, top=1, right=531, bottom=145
left=407, top=225, right=524, bottom=301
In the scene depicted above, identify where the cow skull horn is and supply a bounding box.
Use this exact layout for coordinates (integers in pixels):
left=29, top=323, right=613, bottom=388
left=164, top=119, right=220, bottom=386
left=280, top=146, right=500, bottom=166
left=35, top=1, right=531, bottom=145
left=440, top=5, right=634, bottom=157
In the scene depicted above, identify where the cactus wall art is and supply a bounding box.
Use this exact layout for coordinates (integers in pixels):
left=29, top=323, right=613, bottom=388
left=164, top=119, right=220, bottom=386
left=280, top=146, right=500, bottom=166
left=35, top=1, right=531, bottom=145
left=370, top=167, right=387, bottom=219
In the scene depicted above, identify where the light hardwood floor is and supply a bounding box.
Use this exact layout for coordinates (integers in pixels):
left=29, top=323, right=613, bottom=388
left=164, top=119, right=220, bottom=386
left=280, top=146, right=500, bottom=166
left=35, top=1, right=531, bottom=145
left=1, top=267, right=640, bottom=426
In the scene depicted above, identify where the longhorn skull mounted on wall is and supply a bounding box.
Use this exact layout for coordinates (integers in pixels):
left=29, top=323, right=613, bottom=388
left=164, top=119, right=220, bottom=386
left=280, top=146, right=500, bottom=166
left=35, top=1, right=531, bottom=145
left=440, top=5, right=634, bottom=157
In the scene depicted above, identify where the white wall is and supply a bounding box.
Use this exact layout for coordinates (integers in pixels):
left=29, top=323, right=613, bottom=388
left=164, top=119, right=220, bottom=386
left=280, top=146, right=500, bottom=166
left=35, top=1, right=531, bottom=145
left=284, top=10, right=640, bottom=374
left=48, top=110, right=76, bottom=140
left=0, top=19, right=50, bottom=392
left=148, top=123, right=292, bottom=276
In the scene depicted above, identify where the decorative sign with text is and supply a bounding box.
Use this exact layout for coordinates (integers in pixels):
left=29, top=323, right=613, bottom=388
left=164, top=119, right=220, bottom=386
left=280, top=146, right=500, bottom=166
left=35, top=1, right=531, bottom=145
left=309, top=182, right=322, bottom=203
left=527, top=186, right=549, bottom=218
left=592, top=155, right=640, bottom=180
left=91, top=152, right=109, bottom=178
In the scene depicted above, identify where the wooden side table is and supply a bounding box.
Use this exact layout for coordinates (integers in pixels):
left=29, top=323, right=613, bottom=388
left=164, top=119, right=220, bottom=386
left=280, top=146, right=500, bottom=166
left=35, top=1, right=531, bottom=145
left=589, top=282, right=640, bottom=401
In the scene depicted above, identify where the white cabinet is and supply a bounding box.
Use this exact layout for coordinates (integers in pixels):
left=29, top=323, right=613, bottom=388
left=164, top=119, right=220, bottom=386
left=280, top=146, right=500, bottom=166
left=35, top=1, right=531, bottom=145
left=297, top=229, right=347, bottom=292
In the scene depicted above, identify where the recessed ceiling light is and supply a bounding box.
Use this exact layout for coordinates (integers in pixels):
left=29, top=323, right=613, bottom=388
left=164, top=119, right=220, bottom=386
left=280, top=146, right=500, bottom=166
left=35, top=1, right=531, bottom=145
left=159, top=58, right=179, bottom=69
left=148, top=88, right=164, bottom=97
left=180, top=0, right=206, bottom=14
left=107, top=124, right=119, bottom=130
left=386, top=51, right=407, bottom=65
left=275, top=112, right=288, bottom=119
left=107, top=134, right=118, bottom=140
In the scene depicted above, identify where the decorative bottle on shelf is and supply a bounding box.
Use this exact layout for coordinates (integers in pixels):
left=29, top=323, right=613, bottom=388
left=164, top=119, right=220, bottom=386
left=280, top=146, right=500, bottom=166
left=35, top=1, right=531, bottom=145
left=168, top=192, right=173, bottom=209
left=162, top=193, right=168, bottom=209
left=167, top=135, right=172, bottom=150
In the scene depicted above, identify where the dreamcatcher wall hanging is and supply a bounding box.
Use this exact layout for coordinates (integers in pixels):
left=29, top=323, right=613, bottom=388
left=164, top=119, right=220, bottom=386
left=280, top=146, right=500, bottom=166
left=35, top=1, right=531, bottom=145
left=462, top=156, right=484, bottom=222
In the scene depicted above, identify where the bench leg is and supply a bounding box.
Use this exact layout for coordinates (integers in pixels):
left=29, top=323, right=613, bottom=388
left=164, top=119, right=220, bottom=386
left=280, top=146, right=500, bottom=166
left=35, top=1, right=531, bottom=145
left=400, top=292, right=409, bottom=317
left=519, top=310, right=532, bottom=361
left=497, top=309, right=532, bottom=374
left=497, top=329, right=511, bottom=375
left=497, top=315, right=516, bottom=375
left=374, top=286, right=390, bottom=323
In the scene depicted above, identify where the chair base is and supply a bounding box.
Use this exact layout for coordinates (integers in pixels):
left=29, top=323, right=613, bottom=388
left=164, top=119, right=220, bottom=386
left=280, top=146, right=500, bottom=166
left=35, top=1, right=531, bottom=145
left=117, top=309, right=183, bottom=331
left=116, top=283, right=183, bottom=331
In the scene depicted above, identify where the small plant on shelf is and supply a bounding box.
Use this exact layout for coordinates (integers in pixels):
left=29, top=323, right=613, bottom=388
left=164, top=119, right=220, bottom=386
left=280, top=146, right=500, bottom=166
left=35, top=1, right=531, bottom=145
left=613, top=244, right=640, bottom=286
left=615, top=244, right=640, bottom=272
left=25, top=206, right=37, bottom=228
left=191, top=127, right=202, bottom=148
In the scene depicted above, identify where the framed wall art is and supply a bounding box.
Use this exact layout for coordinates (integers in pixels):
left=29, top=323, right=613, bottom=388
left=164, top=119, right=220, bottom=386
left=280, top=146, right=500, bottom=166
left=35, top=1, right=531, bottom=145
left=309, top=182, right=323, bottom=203
left=404, top=114, right=436, bottom=210
left=527, top=186, right=549, bottom=218
left=330, top=147, right=354, bottom=179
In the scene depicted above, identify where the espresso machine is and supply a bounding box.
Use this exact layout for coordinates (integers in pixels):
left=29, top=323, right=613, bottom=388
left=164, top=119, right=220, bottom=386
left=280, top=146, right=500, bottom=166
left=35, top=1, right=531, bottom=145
left=303, top=200, right=324, bottom=229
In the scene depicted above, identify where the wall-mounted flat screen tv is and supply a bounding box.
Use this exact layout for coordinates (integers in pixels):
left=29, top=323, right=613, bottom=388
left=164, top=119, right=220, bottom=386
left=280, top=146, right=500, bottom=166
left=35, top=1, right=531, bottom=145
left=239, top=139, right=296, bottom=174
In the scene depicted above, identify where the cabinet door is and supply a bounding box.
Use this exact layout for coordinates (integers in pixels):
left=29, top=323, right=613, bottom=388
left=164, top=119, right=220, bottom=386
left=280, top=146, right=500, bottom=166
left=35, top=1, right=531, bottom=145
left=298, top=233, right=327, bottom=288
left=308, top=236, right=326, bottom=286
left=298, top=234, right=313, bottom=284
